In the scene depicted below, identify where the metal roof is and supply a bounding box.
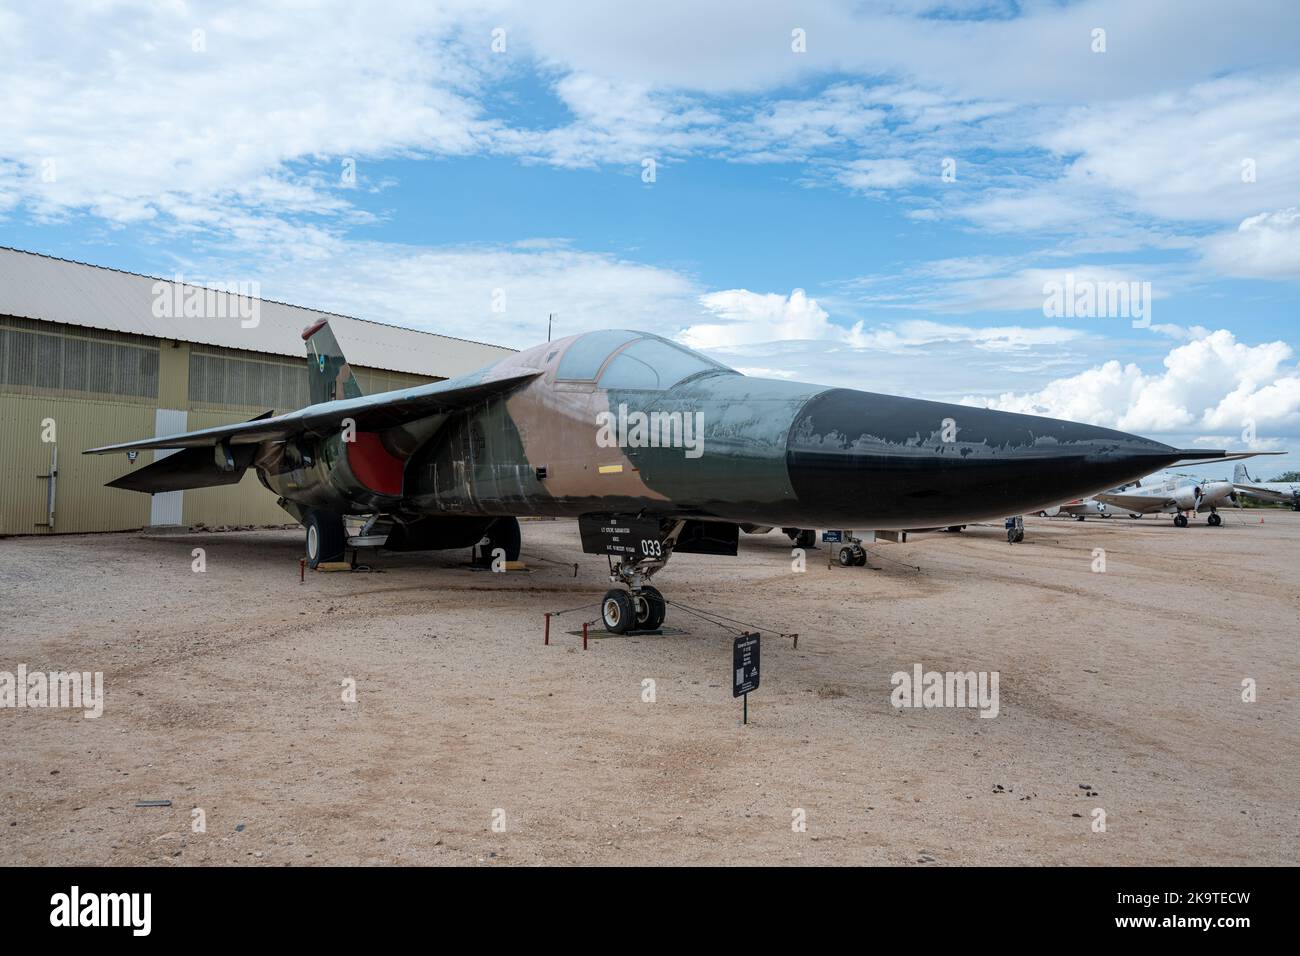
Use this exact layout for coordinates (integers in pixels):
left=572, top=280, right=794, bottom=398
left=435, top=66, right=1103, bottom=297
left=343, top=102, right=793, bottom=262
left=0, top=246, right=515, bottom=378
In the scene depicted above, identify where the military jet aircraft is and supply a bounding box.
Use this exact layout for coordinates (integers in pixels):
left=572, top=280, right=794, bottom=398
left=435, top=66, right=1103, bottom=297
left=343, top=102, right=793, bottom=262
left=87, top=322, right=1256, bottom=632
left=1233, top=463, right=1300, bottom=510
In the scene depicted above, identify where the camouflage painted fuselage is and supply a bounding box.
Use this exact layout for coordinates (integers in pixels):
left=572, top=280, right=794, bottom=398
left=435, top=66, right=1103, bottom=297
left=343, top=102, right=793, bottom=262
left=259, top=331, right=1191, bottom=530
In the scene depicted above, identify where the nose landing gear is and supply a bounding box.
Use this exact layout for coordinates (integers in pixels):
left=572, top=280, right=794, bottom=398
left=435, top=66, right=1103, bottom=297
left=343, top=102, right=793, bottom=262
left=600, top=521, right=683, bottom=634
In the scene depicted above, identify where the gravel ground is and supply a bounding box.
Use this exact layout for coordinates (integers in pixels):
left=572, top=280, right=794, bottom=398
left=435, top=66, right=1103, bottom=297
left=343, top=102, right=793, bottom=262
left=1, top=511, right=1296, bottom=866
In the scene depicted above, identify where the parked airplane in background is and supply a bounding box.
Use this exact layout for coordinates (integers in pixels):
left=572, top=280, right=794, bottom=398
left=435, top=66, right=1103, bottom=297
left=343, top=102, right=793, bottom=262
left=1233, top=463, right=1300, bottom=510
left=87, top=322, right=1260, bottom=632
left=1095, top=472, right=1246, bottom=526
left=1038, top=498, right=1110, bottom=520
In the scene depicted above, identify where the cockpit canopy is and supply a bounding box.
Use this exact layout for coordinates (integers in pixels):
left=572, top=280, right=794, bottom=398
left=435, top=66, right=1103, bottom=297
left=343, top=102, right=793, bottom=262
left=556, top=330, right=735, bottom=390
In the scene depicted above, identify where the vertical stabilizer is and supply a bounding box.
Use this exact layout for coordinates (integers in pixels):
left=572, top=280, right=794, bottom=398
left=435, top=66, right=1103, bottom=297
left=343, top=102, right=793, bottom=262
left=302, top=318, right=363, bottom=404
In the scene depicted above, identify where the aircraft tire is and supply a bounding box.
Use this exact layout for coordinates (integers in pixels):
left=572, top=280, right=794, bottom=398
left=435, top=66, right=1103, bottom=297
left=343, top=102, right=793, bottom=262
left=634, top=587, right=666, bottom=631
left=1208, top=513, right=1222, bottom=526
left=794, top=529, right=817, bottom=549
left=486, top=517, right=522, bottom=561
left=601, top=589, right=635, bottom=634
left=1174, top=514, right=1189, bottom=527
left=305, top=510, right=346, bottom=568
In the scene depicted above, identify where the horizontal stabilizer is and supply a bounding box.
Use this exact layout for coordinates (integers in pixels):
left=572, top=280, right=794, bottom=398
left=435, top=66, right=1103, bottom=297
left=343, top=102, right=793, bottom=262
left=107, top=443, right=258, bottom=493
left=103, top=411, right=270, bottom=493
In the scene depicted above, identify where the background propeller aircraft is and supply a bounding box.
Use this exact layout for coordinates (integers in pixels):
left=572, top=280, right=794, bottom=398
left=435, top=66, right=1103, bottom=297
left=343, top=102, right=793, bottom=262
left=1094, top=471, right=1253, bottom=526
left=1233, top=463, right=1300, bottom=510
left=88, top=323, right=1257, bottom=632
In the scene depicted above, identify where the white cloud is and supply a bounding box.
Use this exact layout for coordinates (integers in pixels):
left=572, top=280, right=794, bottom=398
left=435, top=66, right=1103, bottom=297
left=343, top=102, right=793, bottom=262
left=965, top=330, right=1300, bottom=443
left=848, top=319, right=1083, bottom=352
left=494, top=0, right=1299, bottom=103
left=1041, top=75, right=1300, bottom=224
left=1, top=0, right=1296, bottom=281
left=201, top=238, right=704, bottom=347
left=681, top=288, right=850, bottom=349
left=0, top=2, right=496, bottom=226
left=1202, top=208, right=1300, bottom=280
left=845, top=262, right=1181, bottom=316
left=836, top=158, right=920, bottom=191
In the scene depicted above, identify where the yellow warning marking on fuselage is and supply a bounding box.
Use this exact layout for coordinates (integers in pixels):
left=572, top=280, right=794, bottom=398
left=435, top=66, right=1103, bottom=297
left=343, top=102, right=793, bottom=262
left=598, top=464, right=624, bottom=474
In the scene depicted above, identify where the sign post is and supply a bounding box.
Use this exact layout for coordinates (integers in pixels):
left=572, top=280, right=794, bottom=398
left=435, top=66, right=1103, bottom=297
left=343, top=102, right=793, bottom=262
left=732, top=632, right=760, bottom=725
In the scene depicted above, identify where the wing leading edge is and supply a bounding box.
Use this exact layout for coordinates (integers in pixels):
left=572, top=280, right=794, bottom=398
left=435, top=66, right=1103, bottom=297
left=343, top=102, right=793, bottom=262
left=84, top=368, right=541, bottom=455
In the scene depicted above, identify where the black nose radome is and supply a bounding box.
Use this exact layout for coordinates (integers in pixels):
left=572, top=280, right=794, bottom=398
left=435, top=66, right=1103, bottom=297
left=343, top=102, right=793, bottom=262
left=785, top=389, right=1182, bottom=527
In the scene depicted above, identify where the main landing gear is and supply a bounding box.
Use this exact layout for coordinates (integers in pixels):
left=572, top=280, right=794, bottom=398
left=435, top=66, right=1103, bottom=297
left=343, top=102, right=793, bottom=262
left=838, top=543, right=868, bottom=566
left=1173, top=511, right=1223, bottom=527
left=783, top=527, right=817, bottom=549
left=305, top=509, right=346, bottom=568
left=600, top=520, right=683, bottom=634
left=472, top=516, right=522, bottom=566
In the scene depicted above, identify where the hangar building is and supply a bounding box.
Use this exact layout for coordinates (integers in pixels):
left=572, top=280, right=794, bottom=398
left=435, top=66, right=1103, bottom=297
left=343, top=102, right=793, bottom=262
left=0, top=247, right=513, bottom=535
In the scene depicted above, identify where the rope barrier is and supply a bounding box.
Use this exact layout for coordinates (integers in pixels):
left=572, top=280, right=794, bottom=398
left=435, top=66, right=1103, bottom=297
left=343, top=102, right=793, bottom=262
left=520, top=550, right=580, bottom=576
left=665, top=599, right=799, bottom=646
left=862, top=548, right=922, bottom=572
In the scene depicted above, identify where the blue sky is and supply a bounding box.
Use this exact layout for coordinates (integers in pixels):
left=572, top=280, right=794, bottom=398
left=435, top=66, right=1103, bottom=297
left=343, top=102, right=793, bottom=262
left=1, top=0, right=1298, bottom=476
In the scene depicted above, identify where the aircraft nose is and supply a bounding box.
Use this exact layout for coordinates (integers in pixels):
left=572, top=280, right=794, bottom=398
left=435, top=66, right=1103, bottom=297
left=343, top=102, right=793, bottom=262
left=784, top=388, right=1182, bottom=526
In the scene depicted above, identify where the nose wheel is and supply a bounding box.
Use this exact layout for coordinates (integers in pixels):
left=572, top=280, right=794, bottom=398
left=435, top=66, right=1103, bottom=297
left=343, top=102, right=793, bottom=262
left=1207, top=512, right=1222, bottom=526
left=1173, top=513, right=1189, bottom=527
left=601, top=585, right=666, bottom=634
left=599, top=519, right=684, bottom=634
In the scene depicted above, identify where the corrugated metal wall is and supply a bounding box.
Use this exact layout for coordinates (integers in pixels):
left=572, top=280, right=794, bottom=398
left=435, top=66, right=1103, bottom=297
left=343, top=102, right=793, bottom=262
left=0, top=394, right=153, bottom=534
left=0, top=316, right=439, bottom=535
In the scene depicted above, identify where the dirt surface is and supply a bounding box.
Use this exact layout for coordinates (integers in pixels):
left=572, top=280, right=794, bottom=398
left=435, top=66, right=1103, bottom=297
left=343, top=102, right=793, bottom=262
left=2, top=512, right=1297, bottom=866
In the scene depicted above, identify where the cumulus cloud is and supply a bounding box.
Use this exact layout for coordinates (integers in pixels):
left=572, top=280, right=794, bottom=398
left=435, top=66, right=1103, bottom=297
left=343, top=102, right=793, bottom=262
left=681, top=288, right=850, bottom=349
left=965, top=330, right=1300, bottom=444
left=1202, top=208, right=1300, bottom=280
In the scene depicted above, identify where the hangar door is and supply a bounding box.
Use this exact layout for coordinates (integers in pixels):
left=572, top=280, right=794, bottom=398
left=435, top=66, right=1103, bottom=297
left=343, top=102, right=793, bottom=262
left=148, top=408, right=187, bottom=527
